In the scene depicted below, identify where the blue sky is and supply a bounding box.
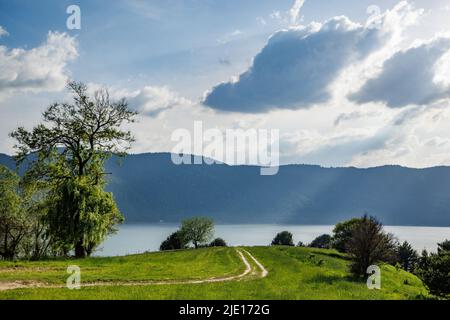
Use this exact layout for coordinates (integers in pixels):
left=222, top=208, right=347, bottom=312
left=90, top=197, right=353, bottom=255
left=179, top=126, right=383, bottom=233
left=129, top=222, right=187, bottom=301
left=1, top=1, right=450, bottom=167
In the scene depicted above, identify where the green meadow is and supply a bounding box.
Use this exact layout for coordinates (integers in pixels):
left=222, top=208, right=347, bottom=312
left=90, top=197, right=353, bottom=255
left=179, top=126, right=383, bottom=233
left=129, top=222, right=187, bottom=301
left=0, top=246, right=427, bottom=300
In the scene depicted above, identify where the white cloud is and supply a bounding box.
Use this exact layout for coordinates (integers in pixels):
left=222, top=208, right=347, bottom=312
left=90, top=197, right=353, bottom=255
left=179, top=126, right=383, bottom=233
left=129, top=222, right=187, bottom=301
left=289, top=0, right=305, bottom=25
left=0, top=31, right=78, bottom=98
left=126, top=86, right=192, bottom=118
left=0, top=26, right=8, bottom=37
left=204, top=3, right=421, bottom=113
left=269, top=11, right=282, bottom=20
left=217, top=30, right=243, bottom=44
left=256, top=17, right=267, bottom=26
left=350, top=37, right=450, bottom=107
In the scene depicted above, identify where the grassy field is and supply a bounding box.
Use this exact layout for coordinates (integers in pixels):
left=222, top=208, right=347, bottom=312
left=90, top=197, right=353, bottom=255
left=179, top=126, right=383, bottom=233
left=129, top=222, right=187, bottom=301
left=0, top=246, right=428, bottom=300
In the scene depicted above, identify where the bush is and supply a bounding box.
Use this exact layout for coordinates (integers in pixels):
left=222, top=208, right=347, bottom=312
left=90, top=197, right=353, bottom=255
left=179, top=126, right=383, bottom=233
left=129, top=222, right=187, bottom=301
left=416, top=240, right=450, bottom=298
left=347, top=215, right=397, bottom=277
left=160, top=231, right=188, bottom=251
left=297, top=241, right=305, bottom=247
left=309, top=234, right=332, bottom=249
left=210, top=238, right=227, bottom=247
left=271, top=231, right=294, bottom=246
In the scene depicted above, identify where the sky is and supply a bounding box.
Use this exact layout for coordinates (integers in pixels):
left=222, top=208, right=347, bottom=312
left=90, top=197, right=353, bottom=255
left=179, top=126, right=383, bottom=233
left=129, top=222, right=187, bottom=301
left=1, top=0, right=450, bottom=168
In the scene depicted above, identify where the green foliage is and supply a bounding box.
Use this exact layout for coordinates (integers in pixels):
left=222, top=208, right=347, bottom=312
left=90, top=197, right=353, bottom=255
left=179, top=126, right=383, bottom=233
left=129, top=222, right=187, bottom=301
left=271, top=231, right=294, bottom=246
left=0, top=165, right=57, bottom=260
left=297, top=241, right=305, bottom=247
left=46, top=176, right=123, bottom=257
left=347, top=215, right=397, bottom=277
left=396, top=241, right=419, bottom=272
left=209, top=238, right=227, bottom=247
left=0, top=166, right=25, bottom=260
left=160, top=231, right=188, bottom=251
left=437, top=240, right=450, bottom=254
left=331, top=217, right=362, bottom=252
left=309, top=234, right=332, bottom=249
left=180, top=217, right=214, bottom=249
left=416, top=240, right=450, bottom=298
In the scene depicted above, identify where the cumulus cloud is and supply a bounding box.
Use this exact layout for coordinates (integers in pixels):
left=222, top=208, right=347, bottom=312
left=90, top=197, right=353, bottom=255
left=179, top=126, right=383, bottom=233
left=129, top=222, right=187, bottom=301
left=203, top=2, right=421, bottom=113
left=0, top=26, right=8, bottom=37
left=126, top=86, right=192, bottom=117
left=0, top=31, right=78, bottom=97
left=350, top=37, right=450, bottom=108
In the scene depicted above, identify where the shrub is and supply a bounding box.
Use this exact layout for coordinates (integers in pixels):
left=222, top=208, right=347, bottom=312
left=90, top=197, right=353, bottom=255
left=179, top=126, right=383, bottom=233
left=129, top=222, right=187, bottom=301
left=309, top=234, right=332, bottom=249
left=297, top=241, right=305, bottom=247
left=271, top=231, right=294, bottom=246
left=210, top=238, right=227, bottom=247
left=160, top=231, right=188, bottom=251
left=416, top=240, right=450, bottom=298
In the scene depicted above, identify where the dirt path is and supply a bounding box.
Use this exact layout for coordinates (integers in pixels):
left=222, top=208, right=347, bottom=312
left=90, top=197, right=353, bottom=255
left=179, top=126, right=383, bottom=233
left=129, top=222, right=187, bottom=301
left=243, top=249, right=268, bottom=277
left=0, top=248, right=268, bottom=291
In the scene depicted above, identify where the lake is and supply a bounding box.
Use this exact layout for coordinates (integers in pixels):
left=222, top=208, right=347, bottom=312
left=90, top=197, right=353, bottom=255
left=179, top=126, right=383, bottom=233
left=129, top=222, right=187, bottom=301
left=94, top=224, right=450, bottom=257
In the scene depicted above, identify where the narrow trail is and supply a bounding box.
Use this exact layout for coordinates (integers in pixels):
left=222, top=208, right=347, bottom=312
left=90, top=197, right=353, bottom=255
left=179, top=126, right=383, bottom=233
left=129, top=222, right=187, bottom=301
left=243, top=249, right=268, bottom=278
left=0, top=248, right=268, bottom=291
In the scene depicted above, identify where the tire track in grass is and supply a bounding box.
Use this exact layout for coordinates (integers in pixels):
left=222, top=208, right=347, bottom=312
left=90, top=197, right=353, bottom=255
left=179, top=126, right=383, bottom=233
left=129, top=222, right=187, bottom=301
left=0, top=248, right=268, bottom=291
left=242, top=249, right=268, bottom=278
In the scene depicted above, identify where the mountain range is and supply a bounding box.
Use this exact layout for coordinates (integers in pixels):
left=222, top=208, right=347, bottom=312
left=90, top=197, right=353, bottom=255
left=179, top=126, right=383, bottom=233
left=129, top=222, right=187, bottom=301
left=1, top=152, right=450, bottom=226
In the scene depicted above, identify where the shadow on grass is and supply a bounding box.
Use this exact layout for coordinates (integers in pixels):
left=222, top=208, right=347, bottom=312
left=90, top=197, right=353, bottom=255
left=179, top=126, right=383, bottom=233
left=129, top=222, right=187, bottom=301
left=310, top=250, right=351, bottom=260
left=306, top=273, right=364, bottom=285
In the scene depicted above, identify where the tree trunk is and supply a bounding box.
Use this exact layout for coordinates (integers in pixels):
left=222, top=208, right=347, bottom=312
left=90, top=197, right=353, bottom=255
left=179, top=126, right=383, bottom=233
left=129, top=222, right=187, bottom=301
left=75, top=241, right=86, bottom=258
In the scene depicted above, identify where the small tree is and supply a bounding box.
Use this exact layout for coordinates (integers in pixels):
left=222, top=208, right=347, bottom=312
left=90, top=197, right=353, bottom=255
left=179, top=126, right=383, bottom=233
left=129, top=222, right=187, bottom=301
left=271, top=231, right=294, bottom=246
left=19, top=178, right=53, bottom=260
left=0, top=166, right=27, bottom=260
left=396, top=241, right=419, bottom=272
left=309, top=234, right=332, bottom=249
left=416, top=241, right=450, bottom=298
left=160, top=231, right=188, bottom=251
left=210, top=238, right=227, bottom=247
left=331, top=218, right=362, bottom=252
left=347, top=215, right=397, bottom=277
left=180, top=217, right=214, bottom=249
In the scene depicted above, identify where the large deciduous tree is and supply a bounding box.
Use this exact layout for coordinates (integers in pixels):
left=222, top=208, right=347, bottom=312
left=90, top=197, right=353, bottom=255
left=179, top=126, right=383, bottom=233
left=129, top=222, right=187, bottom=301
left=11, top=82, right=136, bottom=258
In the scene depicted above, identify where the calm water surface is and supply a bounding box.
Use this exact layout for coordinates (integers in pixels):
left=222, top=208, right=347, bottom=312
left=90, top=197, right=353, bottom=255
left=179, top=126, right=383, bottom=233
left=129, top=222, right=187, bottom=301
left=95, top=224, right=450, bottom=256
